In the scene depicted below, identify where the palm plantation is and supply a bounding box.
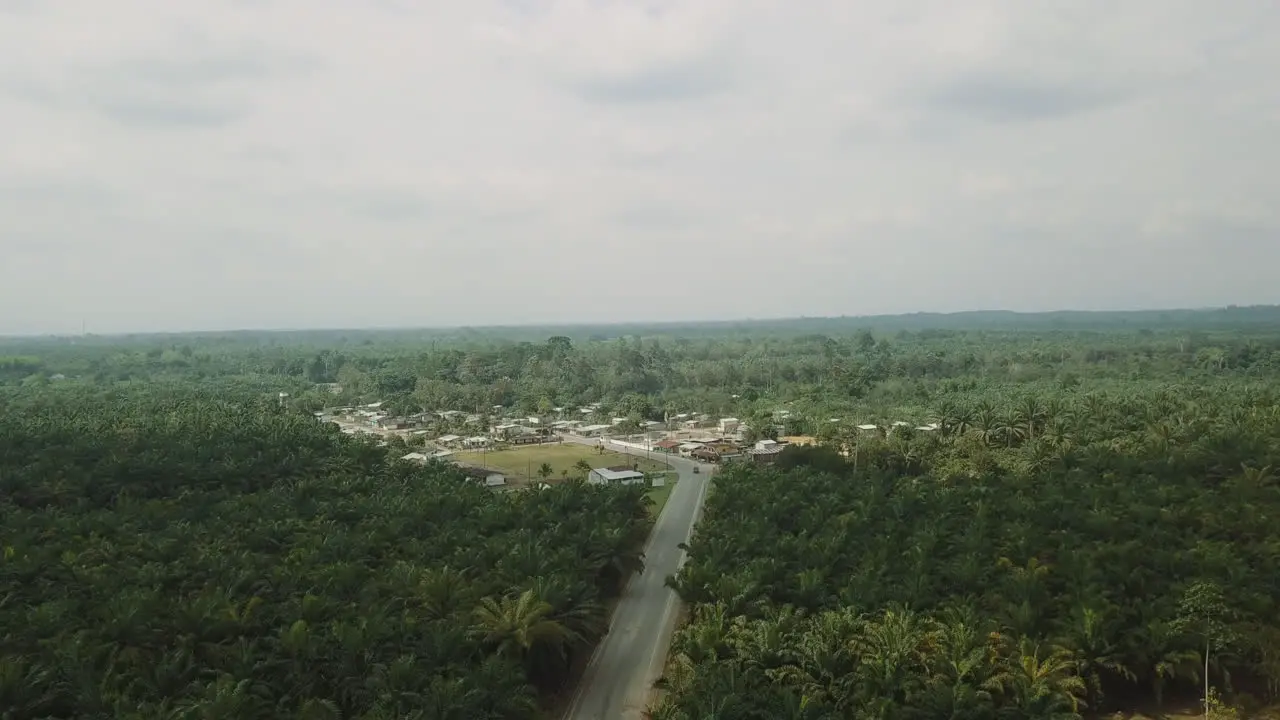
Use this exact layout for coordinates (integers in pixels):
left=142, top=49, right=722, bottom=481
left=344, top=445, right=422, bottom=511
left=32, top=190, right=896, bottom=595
left=3, top=310, right=1280, bottom=717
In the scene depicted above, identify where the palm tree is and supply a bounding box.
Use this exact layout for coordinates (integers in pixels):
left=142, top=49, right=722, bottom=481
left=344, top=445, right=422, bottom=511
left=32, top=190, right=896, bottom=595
left=920, top=606, right=1000, bottom=720
left=473, top=589, right=576, bottom=660
left=1015, top=397, right=1045, bottom=443
left=989, top=637, right=1087, bottom=719
left=537, top=462, right=554, bottom=481
left=1132, top=618, right=1200, bottom=709
left=574, top=459, right=593, bottom=478
left=1056, top=605, right=1134, bottom=709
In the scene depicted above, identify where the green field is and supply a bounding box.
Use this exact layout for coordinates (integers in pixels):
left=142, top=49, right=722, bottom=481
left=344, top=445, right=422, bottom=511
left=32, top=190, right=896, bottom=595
left=645, top=478, right=678, bottom=517
left=456, top=442, right=671, bottom=482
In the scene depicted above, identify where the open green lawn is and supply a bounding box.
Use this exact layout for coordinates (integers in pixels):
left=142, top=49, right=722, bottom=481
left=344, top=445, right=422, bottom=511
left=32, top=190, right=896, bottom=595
left=645, top=477, right=678, bottom=517
left=455, top=442, right=671, bottom=482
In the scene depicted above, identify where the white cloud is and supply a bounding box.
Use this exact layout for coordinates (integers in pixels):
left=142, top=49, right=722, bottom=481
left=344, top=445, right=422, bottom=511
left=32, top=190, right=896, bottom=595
left=0, top=0, right=1277, bottom=333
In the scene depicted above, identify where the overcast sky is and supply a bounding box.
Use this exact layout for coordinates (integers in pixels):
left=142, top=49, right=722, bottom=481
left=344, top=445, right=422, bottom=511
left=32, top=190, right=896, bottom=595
left=2, top=1, right=1277, bottom=334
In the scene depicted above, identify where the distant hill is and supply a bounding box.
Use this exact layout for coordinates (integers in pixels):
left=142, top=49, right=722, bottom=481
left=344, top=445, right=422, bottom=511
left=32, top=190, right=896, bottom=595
left=5, top=305, right=1278, bottom=347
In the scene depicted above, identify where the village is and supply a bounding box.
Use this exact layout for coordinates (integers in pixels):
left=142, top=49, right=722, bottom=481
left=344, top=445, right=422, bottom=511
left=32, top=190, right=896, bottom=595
left=315, top=399, right=941, bottom=491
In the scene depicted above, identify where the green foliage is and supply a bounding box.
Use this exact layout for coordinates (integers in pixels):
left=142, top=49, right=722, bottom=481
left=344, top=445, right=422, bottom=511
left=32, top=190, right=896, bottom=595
left=0, top=387, right=651, bottom=718
left=658, top=382, right=1280, bottom=718
left=4, top=310, right=1280, bottom=717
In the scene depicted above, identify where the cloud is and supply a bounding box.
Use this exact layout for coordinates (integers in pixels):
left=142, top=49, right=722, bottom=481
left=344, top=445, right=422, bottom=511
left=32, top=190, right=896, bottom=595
left=0, top=0, right=1277, bottom=334
left=571, top=56, right=734, bottom=105
left=923, top=73, right=1124, bottom=123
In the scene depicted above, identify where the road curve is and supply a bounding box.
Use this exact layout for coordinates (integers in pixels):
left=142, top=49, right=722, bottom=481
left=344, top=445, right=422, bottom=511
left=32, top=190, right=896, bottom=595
left=562, top=436, right=712, bottom=720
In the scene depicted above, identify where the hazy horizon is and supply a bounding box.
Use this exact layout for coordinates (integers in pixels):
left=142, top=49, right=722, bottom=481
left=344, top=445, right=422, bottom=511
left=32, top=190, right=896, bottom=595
left=3, top=1, right=1277, bottom=335
left=3, top=303, right=1273, bottom=339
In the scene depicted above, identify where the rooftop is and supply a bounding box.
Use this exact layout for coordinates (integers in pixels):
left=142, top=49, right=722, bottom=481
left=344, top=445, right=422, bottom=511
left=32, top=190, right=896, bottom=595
left=593, top=468, right=646, bottom=481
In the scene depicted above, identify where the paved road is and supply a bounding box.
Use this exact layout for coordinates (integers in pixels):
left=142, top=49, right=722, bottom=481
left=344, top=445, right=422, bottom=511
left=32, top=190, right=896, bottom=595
left=562, top=437, right=713, bottom=720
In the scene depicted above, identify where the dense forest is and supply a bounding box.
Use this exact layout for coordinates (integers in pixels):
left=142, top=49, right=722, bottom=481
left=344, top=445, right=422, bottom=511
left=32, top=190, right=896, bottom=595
left=655, top=388, right=1280, bottom=719
left=5, top=306, right=1280, bottom=430
left=0, top=387, right=651, bottom=718
left=3, top=306, right=1280, bottom=718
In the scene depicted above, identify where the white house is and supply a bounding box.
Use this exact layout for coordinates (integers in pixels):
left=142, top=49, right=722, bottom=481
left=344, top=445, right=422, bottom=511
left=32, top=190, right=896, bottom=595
left=588, top=467, right=646, bottom=486
left=678, top=442, right=704, bottom=457
left=400, top=452, right=431, bottom=462
left=462, top=436, right=492, bottom=448
left=578, top=424, right=612, bottom=437
left=436, top=434, right=462, bottom=446
left=718, top=417, right=741, bottom=434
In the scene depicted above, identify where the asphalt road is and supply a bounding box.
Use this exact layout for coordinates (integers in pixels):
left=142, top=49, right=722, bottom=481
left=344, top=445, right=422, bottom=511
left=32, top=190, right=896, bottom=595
left=562, top=437, right=712, bottom=720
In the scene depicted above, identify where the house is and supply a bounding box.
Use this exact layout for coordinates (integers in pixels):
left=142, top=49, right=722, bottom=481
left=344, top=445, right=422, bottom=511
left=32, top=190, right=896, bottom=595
left=678, top=442, right=705, bottom=457
left=588, top=467, right=646, bottom=486
left=509, top=433, right=552, bottom=446
left=578, top=424, right=612, bottom=437
left=691, top=447, right=721, bottom=463
left=495, top=423, right=542, bottom=438
left=698, top=441, right=745, bottom=464
left=780, top=435, right=818, bottom=446
left=748, top=439, right=787, bottom=465
left=718, top=417, right=741, bottom=434
left=436, top=434, right=462, bottom=446
left=461, top=436, right=492, bottom=448
left=610, top=417, right=628, bottom=426
left=401, top=452, right=431, bottom=463
left=455, top=464, right=506, bottom=487
left=654, top=439, right=683, bottom=454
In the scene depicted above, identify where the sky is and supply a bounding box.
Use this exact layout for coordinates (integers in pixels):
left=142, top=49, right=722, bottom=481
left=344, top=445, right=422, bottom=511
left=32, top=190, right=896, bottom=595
left=2, top=0, right=1278, bottom=334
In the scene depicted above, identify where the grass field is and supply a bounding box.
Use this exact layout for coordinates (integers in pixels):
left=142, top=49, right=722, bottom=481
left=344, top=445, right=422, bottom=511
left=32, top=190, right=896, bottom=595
left=645, top=478, right=677, bottom=517
left=455, top=442, right=671, bottom=483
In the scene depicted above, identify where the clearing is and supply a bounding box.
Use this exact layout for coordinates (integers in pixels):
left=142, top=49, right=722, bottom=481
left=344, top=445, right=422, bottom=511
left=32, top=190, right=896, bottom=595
left=455, top=442, right=672, bottom=483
